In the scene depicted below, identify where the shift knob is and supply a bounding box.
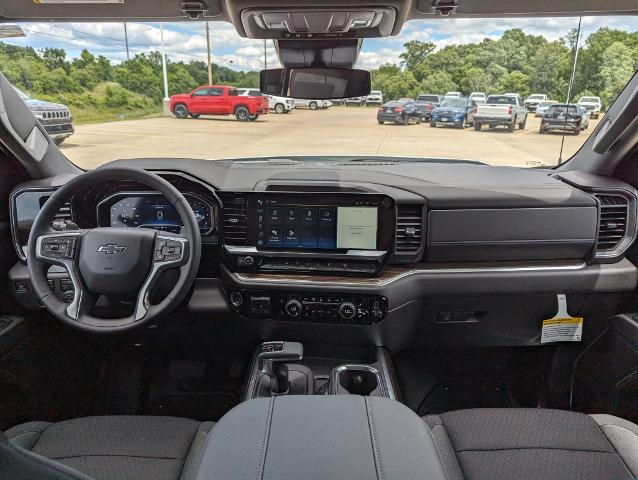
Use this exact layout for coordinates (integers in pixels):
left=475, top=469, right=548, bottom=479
left=257, top=341, right=303, bottom=395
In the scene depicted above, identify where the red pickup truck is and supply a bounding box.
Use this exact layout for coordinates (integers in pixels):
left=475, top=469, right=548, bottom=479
left=169, top=85, right=269, bottom=121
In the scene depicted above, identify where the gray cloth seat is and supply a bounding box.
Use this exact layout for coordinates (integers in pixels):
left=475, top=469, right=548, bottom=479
left=424, top=408, right=638, bottom=480
left=3, top=416, right=214, bottom=480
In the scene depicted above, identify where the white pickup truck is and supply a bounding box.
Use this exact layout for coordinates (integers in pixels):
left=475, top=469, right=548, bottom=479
left=577, top=96, right=602, bottom=119
left=474, top=95, right=528, bottom=132
left=524, top=94, right=548, bottom=112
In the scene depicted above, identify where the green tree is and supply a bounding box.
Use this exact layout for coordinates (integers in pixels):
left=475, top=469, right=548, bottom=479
left=600, top=41, right=636, bottom=106
left=420, top=72, right=458, bottom=94
left=495, top=70, right=530, bottom=97
left=463, top=67, right=488, bottom=93
left=41, top=48, right=68, bottom=72
left=529, top=41, right=569, bottom=99
left=399, top=40, right=435, bottom=70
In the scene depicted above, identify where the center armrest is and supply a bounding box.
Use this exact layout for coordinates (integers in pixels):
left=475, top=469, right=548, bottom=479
left=194, top=395, right=448, bottom=480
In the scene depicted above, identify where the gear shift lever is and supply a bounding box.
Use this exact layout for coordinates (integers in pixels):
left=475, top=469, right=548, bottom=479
left=258, top=341, right=303, bottom=395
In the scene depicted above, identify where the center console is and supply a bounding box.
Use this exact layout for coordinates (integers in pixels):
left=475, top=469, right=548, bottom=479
left=220, top=191, right=396, bottom=276
left=193, top=395, right=448, bottom=480
left=244, top=341, right=399, bottom=401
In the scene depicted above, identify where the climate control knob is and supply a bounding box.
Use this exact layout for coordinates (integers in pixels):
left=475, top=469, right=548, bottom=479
left=338, top=302, right=357, bottom=321
left=284, top=299, right=303, bottom=318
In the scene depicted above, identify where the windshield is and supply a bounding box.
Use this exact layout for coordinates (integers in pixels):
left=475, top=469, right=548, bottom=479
left=486, top=96, right=517, bottom=105
left=1, top=16, right=636, bottom=169
left=439, top=99, right=467, bottom=108
left=547, top=105, right=579, bottom=114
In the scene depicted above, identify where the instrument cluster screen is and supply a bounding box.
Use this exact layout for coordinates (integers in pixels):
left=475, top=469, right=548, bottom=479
left=108, top=194, right=212, bottom=233
left=256, top=200, right=378, bottom=250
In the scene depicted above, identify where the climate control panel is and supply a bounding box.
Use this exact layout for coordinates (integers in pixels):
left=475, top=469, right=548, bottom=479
left=227, top=289, right=387, bottom=325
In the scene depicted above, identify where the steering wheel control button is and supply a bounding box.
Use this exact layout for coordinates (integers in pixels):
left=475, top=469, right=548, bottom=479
left=41, top=236, right=77, bottom=259
left=155, top=238, right=184, bottom=263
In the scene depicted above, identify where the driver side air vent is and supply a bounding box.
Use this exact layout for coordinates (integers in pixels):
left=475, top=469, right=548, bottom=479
left=394, top=204, right=424, bottom=263
left=220, top=194, right=248, bottom=245
left=594, top=193, right=629, bottom=252
left=54, top=202, right=73, bottom=222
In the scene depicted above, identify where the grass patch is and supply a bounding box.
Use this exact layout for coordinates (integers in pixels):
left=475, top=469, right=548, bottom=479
left=34, top=81, right=162, bottom=125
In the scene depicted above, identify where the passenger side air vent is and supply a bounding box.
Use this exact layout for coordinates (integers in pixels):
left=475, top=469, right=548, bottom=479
left=393, top=204, right=424, bottom=263
left=595, top=193, right=629, bottom=252
left=220, top=194, right=248, bottom=245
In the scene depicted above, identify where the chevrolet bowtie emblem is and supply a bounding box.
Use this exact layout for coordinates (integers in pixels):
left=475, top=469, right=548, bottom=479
left=97, top=244, right=126, bottom=254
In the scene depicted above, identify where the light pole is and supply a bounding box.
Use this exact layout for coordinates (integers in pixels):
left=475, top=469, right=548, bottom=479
left=123, top=22, right=129, bottom=60
left=160, top=24, right=170, bottom=114
left=206, top=22, right=213, bottom=85
left=263, top=39, right=267, bottom=69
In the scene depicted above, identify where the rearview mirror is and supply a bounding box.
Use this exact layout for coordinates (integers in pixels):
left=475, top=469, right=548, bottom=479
left=260, top=67, right=371, bottom=100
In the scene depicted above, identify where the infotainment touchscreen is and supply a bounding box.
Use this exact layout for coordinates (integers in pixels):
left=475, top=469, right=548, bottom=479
left=256, top=203, right=379, bottom=250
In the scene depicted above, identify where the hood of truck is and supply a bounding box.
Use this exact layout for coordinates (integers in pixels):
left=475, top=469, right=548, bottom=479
left=24, top=98, right=68, bottom=111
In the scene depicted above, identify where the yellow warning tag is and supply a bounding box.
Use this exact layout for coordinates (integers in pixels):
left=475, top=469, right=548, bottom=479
left=541, top=317, right=583, bottom=343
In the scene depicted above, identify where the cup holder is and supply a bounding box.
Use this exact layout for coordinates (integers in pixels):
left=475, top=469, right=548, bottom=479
left=339, top=369, right=379, bottom=395
left=330, top=365, right=385, bottom=396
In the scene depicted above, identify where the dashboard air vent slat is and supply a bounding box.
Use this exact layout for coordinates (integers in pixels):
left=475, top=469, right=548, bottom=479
left=595, top=194, right=629, bottom=252
left=53, top=202, right=73, bottom=222
left=220, top=195, right=248, bottom=245
left=394, top=204, right=424, bottom=263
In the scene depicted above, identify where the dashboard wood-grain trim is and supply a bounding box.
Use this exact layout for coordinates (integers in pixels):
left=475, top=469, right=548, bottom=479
left=230, top=260, right=587, bottom=287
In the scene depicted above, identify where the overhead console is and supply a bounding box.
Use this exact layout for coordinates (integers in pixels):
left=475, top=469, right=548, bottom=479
left=239, top=7, right=397, bottom=39
left=220, top=191, right=397, bottom=276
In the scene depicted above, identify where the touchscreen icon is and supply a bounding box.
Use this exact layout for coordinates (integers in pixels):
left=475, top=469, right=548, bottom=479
left=302, top=208, right=317, bottom=225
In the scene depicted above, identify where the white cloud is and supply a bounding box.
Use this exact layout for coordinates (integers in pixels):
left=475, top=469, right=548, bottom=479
left=8, top=15, right=638, bottom=71
left=356, top=48, right=403, bottom=69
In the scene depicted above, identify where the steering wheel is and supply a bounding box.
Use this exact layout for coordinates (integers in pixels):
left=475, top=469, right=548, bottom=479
left=27, top=167, right=202, bottom=333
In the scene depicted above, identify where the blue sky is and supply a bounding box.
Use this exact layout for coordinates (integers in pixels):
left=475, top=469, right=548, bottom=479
left=3, top=15, right=638, bottom=71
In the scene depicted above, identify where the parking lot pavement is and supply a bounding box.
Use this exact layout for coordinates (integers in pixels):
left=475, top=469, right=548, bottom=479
left=61, top=107, right=598, bottom=169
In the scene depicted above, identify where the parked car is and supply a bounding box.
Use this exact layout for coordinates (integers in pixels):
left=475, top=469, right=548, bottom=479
left=295, top=99, right=332, bottom=110
left=237, top=88, right=294, bottom=114
left=416, top=94, right=442, bottom=105
left=524, top=93, right=548, bottom=112
left=445, top=91, right=462, bottom=98
left=469, top=92, right=487, bottom=104
left=539, top=104, right=590, bottom=134
left=345, top=97, right=365, bottom=106
left=429, top=97, right=477, bottom=128
left=365, top=90, right=384, bottom=105
left=170, top=85, right=268, bottom=121
left=14, top=87, right=74, bottom=145
left=534, top=100, right=557, bottom=117
left=413, top=101, right=434, bottom=121
left=577, top=96, right=602, bottom=119
left=474, top=94, right=528, bottom=132
left=377, top=100, right=422, bottom=125
left=268, top=95, right=295, bottom=113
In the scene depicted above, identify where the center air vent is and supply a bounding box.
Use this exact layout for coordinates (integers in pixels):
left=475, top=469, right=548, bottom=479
left=220, top=194, right=248, bottom=246
left=394, top=204, right=424, bottom=263
left=594, top=193, right=629, bottom=252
